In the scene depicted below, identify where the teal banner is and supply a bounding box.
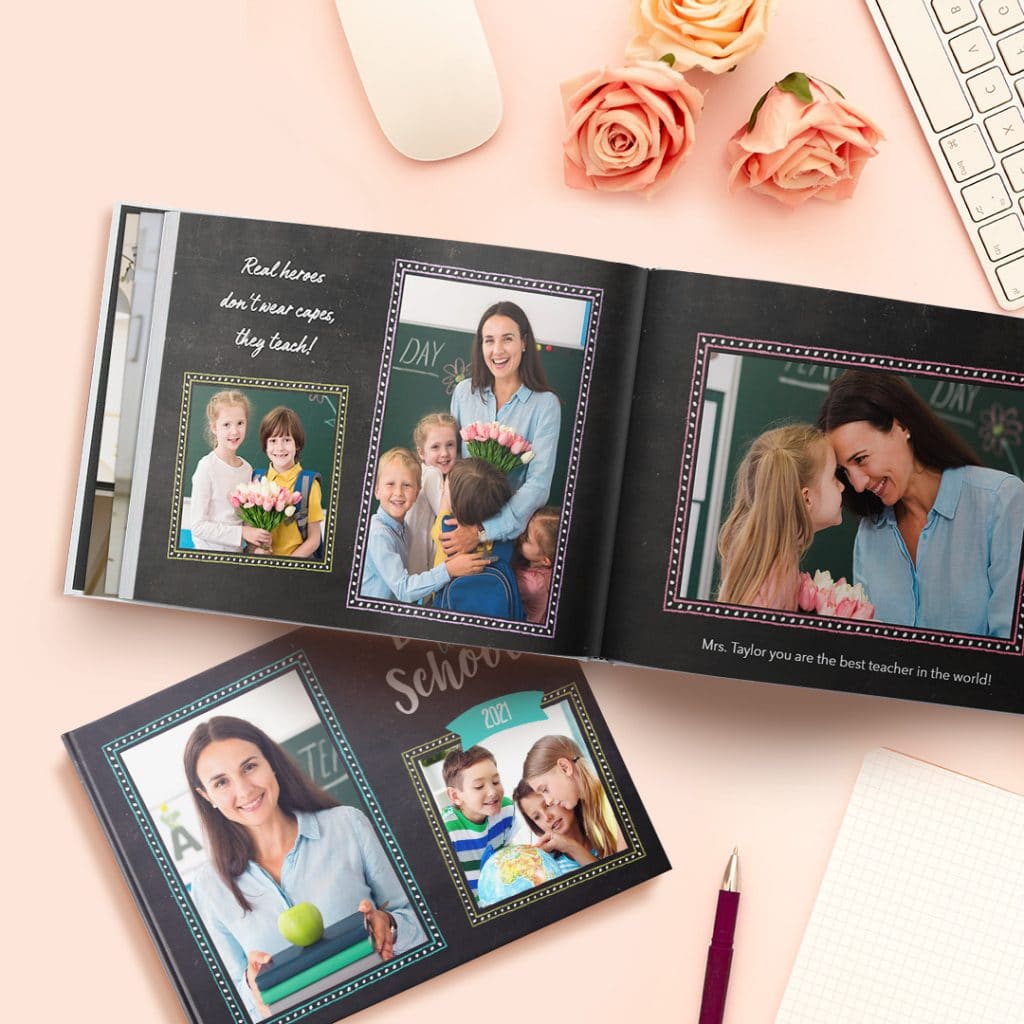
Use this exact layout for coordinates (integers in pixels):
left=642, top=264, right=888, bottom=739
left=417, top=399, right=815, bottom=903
left=446, top=691, right=547, bottom=748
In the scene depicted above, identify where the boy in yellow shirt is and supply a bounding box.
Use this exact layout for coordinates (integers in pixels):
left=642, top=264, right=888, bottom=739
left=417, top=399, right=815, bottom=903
left=255, top=406, right=324, bottom=558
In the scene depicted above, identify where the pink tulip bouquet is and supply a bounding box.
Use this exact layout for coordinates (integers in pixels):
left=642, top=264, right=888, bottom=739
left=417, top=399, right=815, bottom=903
left=798, top=570, right=875, bottom=620
left=229, top=477, right=303, bottom=533
left=461, top=421, right=536, bottom=474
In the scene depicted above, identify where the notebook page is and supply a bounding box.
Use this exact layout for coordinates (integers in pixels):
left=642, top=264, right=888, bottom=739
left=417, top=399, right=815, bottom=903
left=776, top=748, right=1024, bottom=1024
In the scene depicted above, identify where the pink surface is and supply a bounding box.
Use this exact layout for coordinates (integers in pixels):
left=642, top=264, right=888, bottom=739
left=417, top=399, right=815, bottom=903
left=10, top=2, right=1022, bottom=1023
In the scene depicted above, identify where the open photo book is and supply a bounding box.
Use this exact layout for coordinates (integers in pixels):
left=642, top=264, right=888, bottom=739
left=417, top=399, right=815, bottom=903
left=67, top=205, right=1024, bottom=713
left=63, top=628, right=668, bottom=1024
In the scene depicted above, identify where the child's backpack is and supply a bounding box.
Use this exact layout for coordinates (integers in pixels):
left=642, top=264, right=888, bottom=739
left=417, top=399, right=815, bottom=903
left=252, top=469, right=324, bottom=560
left=433, top=540, right=526, bottom=621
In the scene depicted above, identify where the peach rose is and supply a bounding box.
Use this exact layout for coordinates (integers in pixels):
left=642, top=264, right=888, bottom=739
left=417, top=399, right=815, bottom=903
left=727, top=73, right=883, bottom=206
left=561, top=61, right=703, bottom=197
left=626, top=0, right=778, bottom=74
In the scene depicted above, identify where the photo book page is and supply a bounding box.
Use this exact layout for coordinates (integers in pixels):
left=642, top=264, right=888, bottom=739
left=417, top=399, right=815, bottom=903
left=68, top=205, right=647, bottom=657
left=606, top=270, right=1024, bottom=714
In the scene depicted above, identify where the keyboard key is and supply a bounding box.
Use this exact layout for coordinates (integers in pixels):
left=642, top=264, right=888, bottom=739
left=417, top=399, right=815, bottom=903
left=951, top=26, right=995, bottom=71
left=940, top=123, right=996, bottom=179
left=980, top=0, right=1024, bottom=33
left=934, top=0, right=977, bottom=31
left=967, top=66, right=1013, bottom=108
left=994, top=252, right=1024, bottom=298
left=875, top=0, right=972, bottom=129
left=997, top=28, right=1024, bottom=72
left=1005, top=150, right=1024, bottom=190
left=978, top=212, right=1024, bottom=256
left=962, top=173, right=1013, bottom=218
left=984, top=105, right=1024, bottom=149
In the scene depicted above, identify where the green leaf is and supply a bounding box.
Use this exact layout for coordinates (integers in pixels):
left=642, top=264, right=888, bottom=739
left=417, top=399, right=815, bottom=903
left=658, top=52, right=676, bottom=67
left=746, top=89, right=770, bottom=132
left=748, top=72, right=820, bottom=132
left=776, top=71, right=814, bottom=104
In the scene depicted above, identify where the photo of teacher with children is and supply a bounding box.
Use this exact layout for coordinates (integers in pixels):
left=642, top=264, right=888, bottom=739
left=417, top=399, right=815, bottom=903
left=698, top=358, right=1024, bottom=639
left=359, top=278, right=591, bottom=627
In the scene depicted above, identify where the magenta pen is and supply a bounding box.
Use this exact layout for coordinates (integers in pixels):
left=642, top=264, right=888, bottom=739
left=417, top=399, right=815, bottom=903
left=698, top=848, right=740, bottom=1024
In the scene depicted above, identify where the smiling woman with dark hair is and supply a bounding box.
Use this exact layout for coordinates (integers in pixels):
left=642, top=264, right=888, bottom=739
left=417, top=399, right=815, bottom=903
left=184, top=716, right=424, bottom=1017
left=444, top=300, right=562, bottom=555
left=818, top=370, right=1024, bottom=637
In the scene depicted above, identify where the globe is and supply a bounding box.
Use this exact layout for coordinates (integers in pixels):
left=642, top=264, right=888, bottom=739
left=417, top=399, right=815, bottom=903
left=476, top=844, right=562, bottom=907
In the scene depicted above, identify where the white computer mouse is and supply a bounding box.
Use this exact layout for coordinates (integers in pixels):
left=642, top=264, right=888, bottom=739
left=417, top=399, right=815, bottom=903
left=335, top=0, right=503, bottom=162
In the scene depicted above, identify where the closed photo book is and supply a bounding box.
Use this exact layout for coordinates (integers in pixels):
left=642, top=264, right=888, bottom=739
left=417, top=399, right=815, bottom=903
left=67, top=205, right=1024, bottom=713
left=63, top=628, right=669, bottom=1024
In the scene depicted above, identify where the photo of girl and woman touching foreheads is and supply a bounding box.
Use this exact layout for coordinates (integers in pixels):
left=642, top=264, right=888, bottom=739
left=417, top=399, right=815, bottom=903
left=718, top=370, right=1024, bottom=638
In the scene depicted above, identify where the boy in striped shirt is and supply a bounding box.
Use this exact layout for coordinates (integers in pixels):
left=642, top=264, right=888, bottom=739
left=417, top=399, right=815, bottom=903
left=441, top=745, right=515, bottom=898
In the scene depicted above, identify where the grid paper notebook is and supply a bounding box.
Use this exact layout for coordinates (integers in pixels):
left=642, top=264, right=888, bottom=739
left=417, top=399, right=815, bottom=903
left=776, top=748, right=1024, bottom=1024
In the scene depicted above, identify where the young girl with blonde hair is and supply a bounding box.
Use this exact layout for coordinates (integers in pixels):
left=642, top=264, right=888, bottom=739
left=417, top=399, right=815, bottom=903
left=717, top=424, right=845, bottom=610
left=189, top=390, right=272, bottom=553
left=522, top=735, right=625, bottom=859
left=405, top=412, right=460, bottom=574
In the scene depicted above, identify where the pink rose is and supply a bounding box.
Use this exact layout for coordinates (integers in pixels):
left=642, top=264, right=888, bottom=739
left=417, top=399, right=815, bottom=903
left=561, top=60, right=703, bottom=197
left=727, top=73, right=883, bottom=207
left=627, top=0, right=778, bottom=74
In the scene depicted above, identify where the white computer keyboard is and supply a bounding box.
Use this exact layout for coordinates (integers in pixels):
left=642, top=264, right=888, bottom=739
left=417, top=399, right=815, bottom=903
left=866, top=0, right=1024, bottom=312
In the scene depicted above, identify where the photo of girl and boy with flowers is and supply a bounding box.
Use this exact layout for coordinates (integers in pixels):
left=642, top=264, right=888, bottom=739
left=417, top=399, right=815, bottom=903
left=350, top=270, right=593, bottom=633
left=671, top=341, right=1024, bottom=642
left=174, top=376, right=346, bottom=569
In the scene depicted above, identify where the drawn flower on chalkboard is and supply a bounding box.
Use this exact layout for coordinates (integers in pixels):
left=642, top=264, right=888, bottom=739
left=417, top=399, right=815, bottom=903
left=978, top=403, right=1022, bottom=453
left=442, top=358, right=469, bottom=395
left=307, top=392, right=337, bottom=430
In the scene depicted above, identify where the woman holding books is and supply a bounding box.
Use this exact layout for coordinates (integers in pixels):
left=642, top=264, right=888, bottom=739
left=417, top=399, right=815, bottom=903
left=184, top=716, right=424, bottom=1017
left=818, top=370, right=1024, bottom=638
left=443, top=300, right=561, bottom=555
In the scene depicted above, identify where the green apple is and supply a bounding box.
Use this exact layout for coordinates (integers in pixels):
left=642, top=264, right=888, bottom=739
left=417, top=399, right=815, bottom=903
left=277, top=902, right=324, bottom=947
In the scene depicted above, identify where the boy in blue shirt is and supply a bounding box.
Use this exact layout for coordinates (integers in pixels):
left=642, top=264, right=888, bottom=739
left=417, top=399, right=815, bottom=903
left=361, top=447, right=487, bottom=602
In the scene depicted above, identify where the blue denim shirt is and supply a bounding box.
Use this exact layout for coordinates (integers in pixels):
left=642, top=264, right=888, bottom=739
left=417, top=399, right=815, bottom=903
left=853, top=466, right=1024, bottom=637
left=450, top=377, right=562, bottom=542
left=190, top=807, right=425, bottom=1013
left=361, top=508, right=450, bottom=602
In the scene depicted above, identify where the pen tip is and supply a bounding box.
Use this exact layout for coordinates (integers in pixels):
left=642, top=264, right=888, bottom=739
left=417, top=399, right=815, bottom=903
left=722, top=848, right=740, bottom=892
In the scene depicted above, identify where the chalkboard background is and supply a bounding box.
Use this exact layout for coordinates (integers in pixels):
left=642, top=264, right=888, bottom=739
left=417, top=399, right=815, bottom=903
left=379, top=322, right=584, bottom=505
left=185, top=382, right=342, bottom=488
left=711, top=354, right=1024, bottom=592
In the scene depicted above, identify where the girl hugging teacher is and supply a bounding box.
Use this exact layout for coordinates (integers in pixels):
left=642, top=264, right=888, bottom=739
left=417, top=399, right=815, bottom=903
left=443, top=300, right=562, bottom=559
